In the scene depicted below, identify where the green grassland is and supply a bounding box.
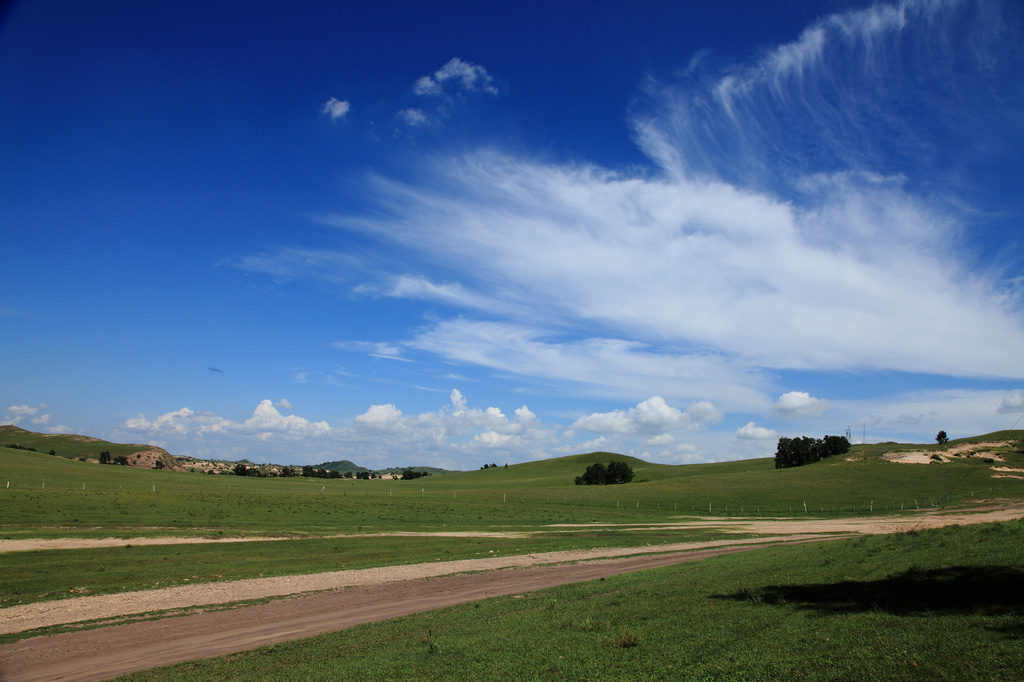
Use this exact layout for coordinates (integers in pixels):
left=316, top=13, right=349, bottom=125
left=2, top=432, right=1023, bottom=677
left=3, top=433, right=1022, bottom=539
left=1, top=432, right=1022, bottom=614
left=120, top=520, right=1024, bottom=682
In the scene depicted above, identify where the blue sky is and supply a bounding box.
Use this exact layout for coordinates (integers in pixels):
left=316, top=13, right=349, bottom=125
left=2, top=0, right=1022, bottom=469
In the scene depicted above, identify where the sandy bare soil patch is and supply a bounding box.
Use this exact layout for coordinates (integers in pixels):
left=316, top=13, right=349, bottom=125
left=883, top=441, right=1010, bottom=464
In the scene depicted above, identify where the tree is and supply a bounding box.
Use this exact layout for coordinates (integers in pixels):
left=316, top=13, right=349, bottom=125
left=575, top=462, right=607, bottom=485
left=606, top=460, right=635, bottom=484
left=936, top=430, right=949, bottom=445
left=233, top=463, right=249, bottom=477
left=99, top=451, right=112, bottom=464
left=575, top=460, right=634, bottom=485
left=775, top=435, right=850, bottom=469
left=153, top=460, right=164, bottom=470
left=113, top=455, right=129, bottom=466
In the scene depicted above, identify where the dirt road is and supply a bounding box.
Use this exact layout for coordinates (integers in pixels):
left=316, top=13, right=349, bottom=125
left=1, top=504, right=1020, bottom=681
left=0, top=544, right=774, bottom=682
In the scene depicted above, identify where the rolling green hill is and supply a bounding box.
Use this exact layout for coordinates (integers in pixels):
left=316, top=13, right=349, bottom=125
left=315, top=459, right=369, bottom=474
left=1, top=430, right=1020, bottom=541
left=0, top=425, right=180, bottom=470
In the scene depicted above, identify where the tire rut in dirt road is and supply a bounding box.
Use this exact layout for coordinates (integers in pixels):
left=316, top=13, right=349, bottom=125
left=0, top=545, right=761, bottom=682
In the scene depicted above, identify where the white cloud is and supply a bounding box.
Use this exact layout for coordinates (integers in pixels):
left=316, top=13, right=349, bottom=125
left=736, top=422, right=779, bottom=440
left=472, top=431, right=513, bottom=447
left=409, top=319, right=768, bottom=412
left=353, top=404, right=403, bottom=429
left=242, top=400, right=331, bottom=438
left=398, top=108, right=428, bottom=126
left=997, top=390, right=1024, bottom=414
left=117, top=393, right=568, bottom=466
left=4, top=404, right=51, bottom=427
left=773, top=392, right=830, bottom=419
left=572, top=396, right=722, bottom=434
left=322, top=97, right=350, bottom=120
left=274, top=398, right=292, bottom=410
left=647, top=433, right=674, bottom=446
left=123, top=401, right=330, bottom=440
left=413, top=58, right=497, bottom=96
left=319, top=139, right=1024, bottom=384
left=334, top=341, right=409, bottom=361
left=575, top=436, right=608, bottom=452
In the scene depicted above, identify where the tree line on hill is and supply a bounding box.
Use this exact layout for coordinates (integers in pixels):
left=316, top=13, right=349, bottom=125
left=575, top=460, right=634, bottom=485
left=6, top=443, right=56, bottom=456
left=774, top=435, right=851, bottom=469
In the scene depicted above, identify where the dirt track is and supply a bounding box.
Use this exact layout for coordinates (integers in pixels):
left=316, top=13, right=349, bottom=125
left=0, top=543, right=782, bottom=682
left=1, top=504, right=1021, bottom=681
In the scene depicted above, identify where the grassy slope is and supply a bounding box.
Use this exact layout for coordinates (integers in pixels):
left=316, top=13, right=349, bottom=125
left=0, top=425, right=176, bottom=467
left=121, top=520, right=1024, bottom=682
left=2, top=433, right=1021, bottom=538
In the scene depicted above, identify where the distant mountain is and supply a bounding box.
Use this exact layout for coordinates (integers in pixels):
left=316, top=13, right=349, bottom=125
left=0, top=425, right=182, bottom=471
left=313, top=460, right=454, bottom=475
left=315, top=460, right=369, bottom=474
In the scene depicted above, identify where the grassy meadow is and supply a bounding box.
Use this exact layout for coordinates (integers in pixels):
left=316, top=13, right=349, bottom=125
left=120, top=521, right=1024, bottom=681
left=2, top=431, right=1023, bottom=677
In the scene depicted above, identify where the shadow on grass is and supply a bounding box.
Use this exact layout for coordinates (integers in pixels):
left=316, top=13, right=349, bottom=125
left=714, top=565, right=1024, bottom=622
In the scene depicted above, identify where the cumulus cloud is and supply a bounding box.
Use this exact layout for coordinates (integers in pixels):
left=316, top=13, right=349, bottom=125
left=123, top=401, right=330, bottom=440
left=353, top=403, right=403, bottom=429
left=322, top=97, right=350, bottom=120
left=4, top=404, right=48, bottom=426
left=736, top=422, right=779, bottom=440
left=572, top=397, right=722, bottom=434
left=997, top=390, right=1024, bottom=414
left=413, top=58, right=497, bottom=96
left=117, top=392, right=565, bottom=466
left=773, top=392, right=830, bottom=419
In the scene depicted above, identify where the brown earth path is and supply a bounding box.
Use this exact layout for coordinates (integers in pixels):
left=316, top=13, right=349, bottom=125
left=2, top=503, right=1021, bottom=681
left=0, top=535, right=822, bottom=635
left=0, top=543, right=783, bottom=682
